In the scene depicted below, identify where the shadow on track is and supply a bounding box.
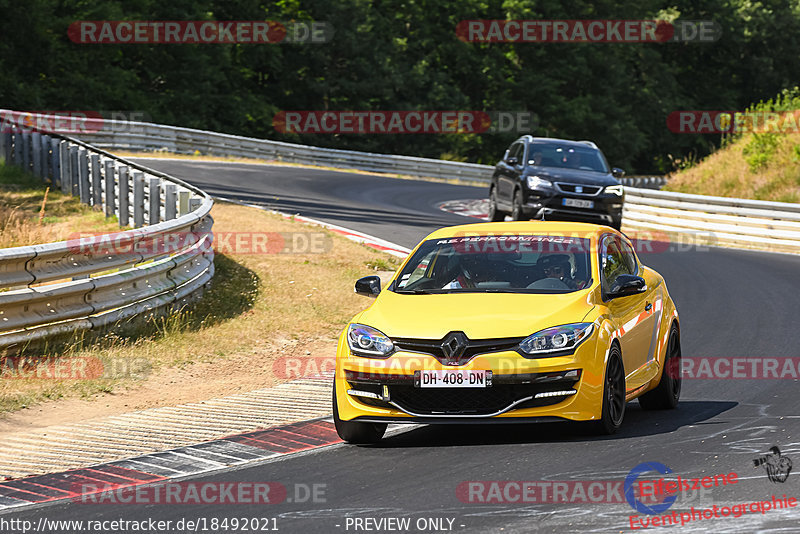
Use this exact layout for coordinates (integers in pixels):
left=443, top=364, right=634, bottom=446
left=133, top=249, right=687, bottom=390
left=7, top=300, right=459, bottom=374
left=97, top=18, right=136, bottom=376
left=365, top=400, right=737, bottom=448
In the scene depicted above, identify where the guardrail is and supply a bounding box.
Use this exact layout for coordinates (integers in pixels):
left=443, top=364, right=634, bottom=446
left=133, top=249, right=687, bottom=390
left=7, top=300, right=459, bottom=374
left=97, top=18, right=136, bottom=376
left=78, top=118, right=800, bottom=255
left=70, top=119, right=666, bottom=188
left=0, top=111, right=215, bottom=353
left=622, top=188, right=800, bottom=254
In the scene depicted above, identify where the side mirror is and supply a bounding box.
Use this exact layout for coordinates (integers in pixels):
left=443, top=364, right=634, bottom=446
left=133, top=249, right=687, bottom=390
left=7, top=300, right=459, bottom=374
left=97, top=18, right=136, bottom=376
left=612, top=167, right=625, bottom=179
left=355, top=275, right=381, bottom=297
left=607, top=274, right=646, bottom=299
left=506, top=156, right=519, bottom=166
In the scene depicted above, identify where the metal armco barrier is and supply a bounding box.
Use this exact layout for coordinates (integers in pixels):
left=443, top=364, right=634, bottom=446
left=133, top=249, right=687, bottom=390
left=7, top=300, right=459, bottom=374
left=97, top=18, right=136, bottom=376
left=622, top=188, right=800, bottom=254
left=60, top=118, right=665, bottom=188
left=0, top=110, right=215, bottom=353
left=72, top=117, right=800, bottom=255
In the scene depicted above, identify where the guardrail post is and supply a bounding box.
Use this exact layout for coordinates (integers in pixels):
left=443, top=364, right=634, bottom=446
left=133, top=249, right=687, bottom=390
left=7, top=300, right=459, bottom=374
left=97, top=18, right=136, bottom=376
left=69, top=146, right=80, bottom=197
left=59, top=141, right=71, bottom=193
left=118, top=166, right=130, bottom=227
left=40, top=135, right=51, bottom=181
left=104, top=160, right=116, bottom=218
left=21, top=132, right=30, bottom=171
left=31, top=133, right=41, bottom=177
left=164, top=184, right=177, bottom=220
left=12, top=134, right=22, bottom=165
left=148, top=177, right=161, bottom=224
left=78, top=148, right=90, bottom=204
left=91, top=154, right=102, bottom=206
left=178, top=191, right=190, bottom=216
left=0, top=130, right=6, bottom=164
left=133, top=171, right=145, bottom=228
left=50, top=138, right=60, bottom=185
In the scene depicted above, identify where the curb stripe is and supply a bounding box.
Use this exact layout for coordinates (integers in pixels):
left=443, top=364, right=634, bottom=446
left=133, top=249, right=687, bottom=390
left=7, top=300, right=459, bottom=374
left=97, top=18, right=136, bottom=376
left=0, top=419, right=342, bottom=512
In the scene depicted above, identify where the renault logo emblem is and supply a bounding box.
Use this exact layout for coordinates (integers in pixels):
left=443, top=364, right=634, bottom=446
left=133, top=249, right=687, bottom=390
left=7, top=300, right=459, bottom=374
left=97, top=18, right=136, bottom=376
left=441, top=332, right=468, bottom=365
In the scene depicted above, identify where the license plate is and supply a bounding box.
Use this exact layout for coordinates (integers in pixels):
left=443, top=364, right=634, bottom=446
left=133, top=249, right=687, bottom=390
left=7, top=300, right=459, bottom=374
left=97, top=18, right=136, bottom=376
left=415, top=370, right=489, bottom=388
left=563, top=198, right=594, bottom=209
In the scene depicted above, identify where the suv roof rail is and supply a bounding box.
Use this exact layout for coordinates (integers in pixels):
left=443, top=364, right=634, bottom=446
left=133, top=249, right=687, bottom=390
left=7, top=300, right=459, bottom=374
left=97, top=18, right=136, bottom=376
left=578, top=140, right=598, bottom=148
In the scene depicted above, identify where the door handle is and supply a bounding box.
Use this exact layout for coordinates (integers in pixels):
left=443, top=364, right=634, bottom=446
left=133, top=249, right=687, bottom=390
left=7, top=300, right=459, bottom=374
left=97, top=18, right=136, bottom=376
left=645, top=302, right=652, bottom=312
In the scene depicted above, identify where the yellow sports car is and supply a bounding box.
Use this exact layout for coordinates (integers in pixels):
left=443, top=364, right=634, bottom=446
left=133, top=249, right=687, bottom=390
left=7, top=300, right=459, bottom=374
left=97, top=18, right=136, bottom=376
left=334, top=221, right=681, bottom=443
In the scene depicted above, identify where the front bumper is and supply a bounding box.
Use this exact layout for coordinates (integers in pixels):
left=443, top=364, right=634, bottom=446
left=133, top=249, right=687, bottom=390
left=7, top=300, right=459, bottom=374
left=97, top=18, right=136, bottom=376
left=521, top=188, right=623, bottom=226
left=335, top=333, right=607, bottom=424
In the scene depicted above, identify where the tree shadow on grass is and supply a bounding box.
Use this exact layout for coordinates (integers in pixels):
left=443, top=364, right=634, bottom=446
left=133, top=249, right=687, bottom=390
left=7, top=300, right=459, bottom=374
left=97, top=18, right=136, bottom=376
left=107, top=252, right=260, bottom=341
left=9, top=253, right=260, bottom=356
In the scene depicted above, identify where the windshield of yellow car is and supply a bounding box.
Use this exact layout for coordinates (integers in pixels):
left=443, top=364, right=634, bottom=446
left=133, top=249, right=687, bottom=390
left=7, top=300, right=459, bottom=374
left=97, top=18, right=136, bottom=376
left=393, top=235, right=592, bottom=294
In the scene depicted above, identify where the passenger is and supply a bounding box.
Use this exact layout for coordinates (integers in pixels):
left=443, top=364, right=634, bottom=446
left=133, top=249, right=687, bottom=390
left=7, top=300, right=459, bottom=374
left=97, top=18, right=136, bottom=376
left=537, top=254, right=578, bottom=289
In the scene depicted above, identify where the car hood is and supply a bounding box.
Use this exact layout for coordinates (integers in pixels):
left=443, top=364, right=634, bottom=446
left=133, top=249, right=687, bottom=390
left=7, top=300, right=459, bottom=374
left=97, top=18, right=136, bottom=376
left=525, top=167, right=618, bottom=186
left=357, top=290, right=595, bottom=340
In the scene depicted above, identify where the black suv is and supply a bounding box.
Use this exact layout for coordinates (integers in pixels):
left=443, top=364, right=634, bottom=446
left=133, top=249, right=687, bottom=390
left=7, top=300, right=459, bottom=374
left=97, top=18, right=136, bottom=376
left=488, top=136, right=625, bottom=229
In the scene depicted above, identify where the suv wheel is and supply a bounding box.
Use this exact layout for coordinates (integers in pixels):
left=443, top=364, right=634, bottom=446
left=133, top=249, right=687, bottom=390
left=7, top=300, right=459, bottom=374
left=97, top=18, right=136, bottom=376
left=488, top=189, right=505, bottom=222
left=511, top=190, right=526, bottom=221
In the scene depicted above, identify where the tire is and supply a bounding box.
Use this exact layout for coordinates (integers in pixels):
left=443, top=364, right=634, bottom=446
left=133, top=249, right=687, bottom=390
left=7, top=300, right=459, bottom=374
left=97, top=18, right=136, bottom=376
left=487, top=189, right=505, bottom=222
left=511, top=189, right=526, bottom=221
left=638, top=324, right=682, bottom=410
left=333, top=381, right=387, bottom=444
left=593, top=346, right=626, bottom=435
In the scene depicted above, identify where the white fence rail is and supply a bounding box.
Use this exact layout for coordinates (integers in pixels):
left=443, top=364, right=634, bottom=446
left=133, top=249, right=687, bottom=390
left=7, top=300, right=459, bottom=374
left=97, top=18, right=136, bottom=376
left=0, top=111, right=215, bottom=353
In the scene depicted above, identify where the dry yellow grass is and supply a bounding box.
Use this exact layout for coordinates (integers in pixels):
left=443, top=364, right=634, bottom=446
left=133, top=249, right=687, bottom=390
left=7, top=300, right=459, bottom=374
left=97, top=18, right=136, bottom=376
left=0, top=163, right=120, bottom=248
left=665, top=91, right=800, bottom=203
left=0, top=199, right=400, bottom=416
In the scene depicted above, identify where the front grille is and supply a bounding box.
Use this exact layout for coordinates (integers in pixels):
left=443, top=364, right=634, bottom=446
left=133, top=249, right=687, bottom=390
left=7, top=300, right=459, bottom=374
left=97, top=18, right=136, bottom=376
left=555, top=182, right=602, bottom=195
left=393, top=336, right=524, bottom=366
left=388, top=384, right=574, bottom=415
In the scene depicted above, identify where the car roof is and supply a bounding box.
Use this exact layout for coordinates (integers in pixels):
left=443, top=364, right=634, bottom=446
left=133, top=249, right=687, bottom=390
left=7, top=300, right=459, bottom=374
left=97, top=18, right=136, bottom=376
left=520, top=136, right=599, bottom=148
left=423, top=221, right=612, bottom=241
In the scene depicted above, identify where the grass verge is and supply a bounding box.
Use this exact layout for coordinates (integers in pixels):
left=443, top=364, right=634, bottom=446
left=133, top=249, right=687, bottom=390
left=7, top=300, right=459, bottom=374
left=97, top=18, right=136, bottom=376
left=665, top=88, right=800, bottom=202
left=0, top=200, right=401, bottom=415
left=0, top=162, right=120, bottom=249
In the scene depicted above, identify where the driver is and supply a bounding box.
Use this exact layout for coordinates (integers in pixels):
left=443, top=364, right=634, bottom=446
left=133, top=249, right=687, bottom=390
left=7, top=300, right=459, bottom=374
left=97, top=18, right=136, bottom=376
left=537, top=254, right=578, bottom=289
left=442, top=254, right=488, bottom=289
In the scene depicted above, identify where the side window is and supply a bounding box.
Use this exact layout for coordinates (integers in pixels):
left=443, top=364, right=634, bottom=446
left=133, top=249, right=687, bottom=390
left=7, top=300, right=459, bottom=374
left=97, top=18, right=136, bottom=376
left=618, top=239, right=639, bottom=275
left=507, top=142, right=523, bottom=162
left=600, top=236, right=632, bottom=291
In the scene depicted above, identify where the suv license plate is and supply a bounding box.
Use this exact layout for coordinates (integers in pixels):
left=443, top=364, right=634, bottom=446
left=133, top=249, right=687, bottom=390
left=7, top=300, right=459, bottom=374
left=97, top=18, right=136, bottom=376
left=416, top=370, right=488, bottom=388
left=563, top=198, right=594, bottom=208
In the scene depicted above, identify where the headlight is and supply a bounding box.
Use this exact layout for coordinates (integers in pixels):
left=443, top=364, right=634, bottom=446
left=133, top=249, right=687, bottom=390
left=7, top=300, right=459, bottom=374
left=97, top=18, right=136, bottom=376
left=526, top=175, right=553, bottom=189
left=347, top=324, right=394, bottom=358
left=519, top=323, right=594, bottom=356
left=605, top=185, right=624, bottom=196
